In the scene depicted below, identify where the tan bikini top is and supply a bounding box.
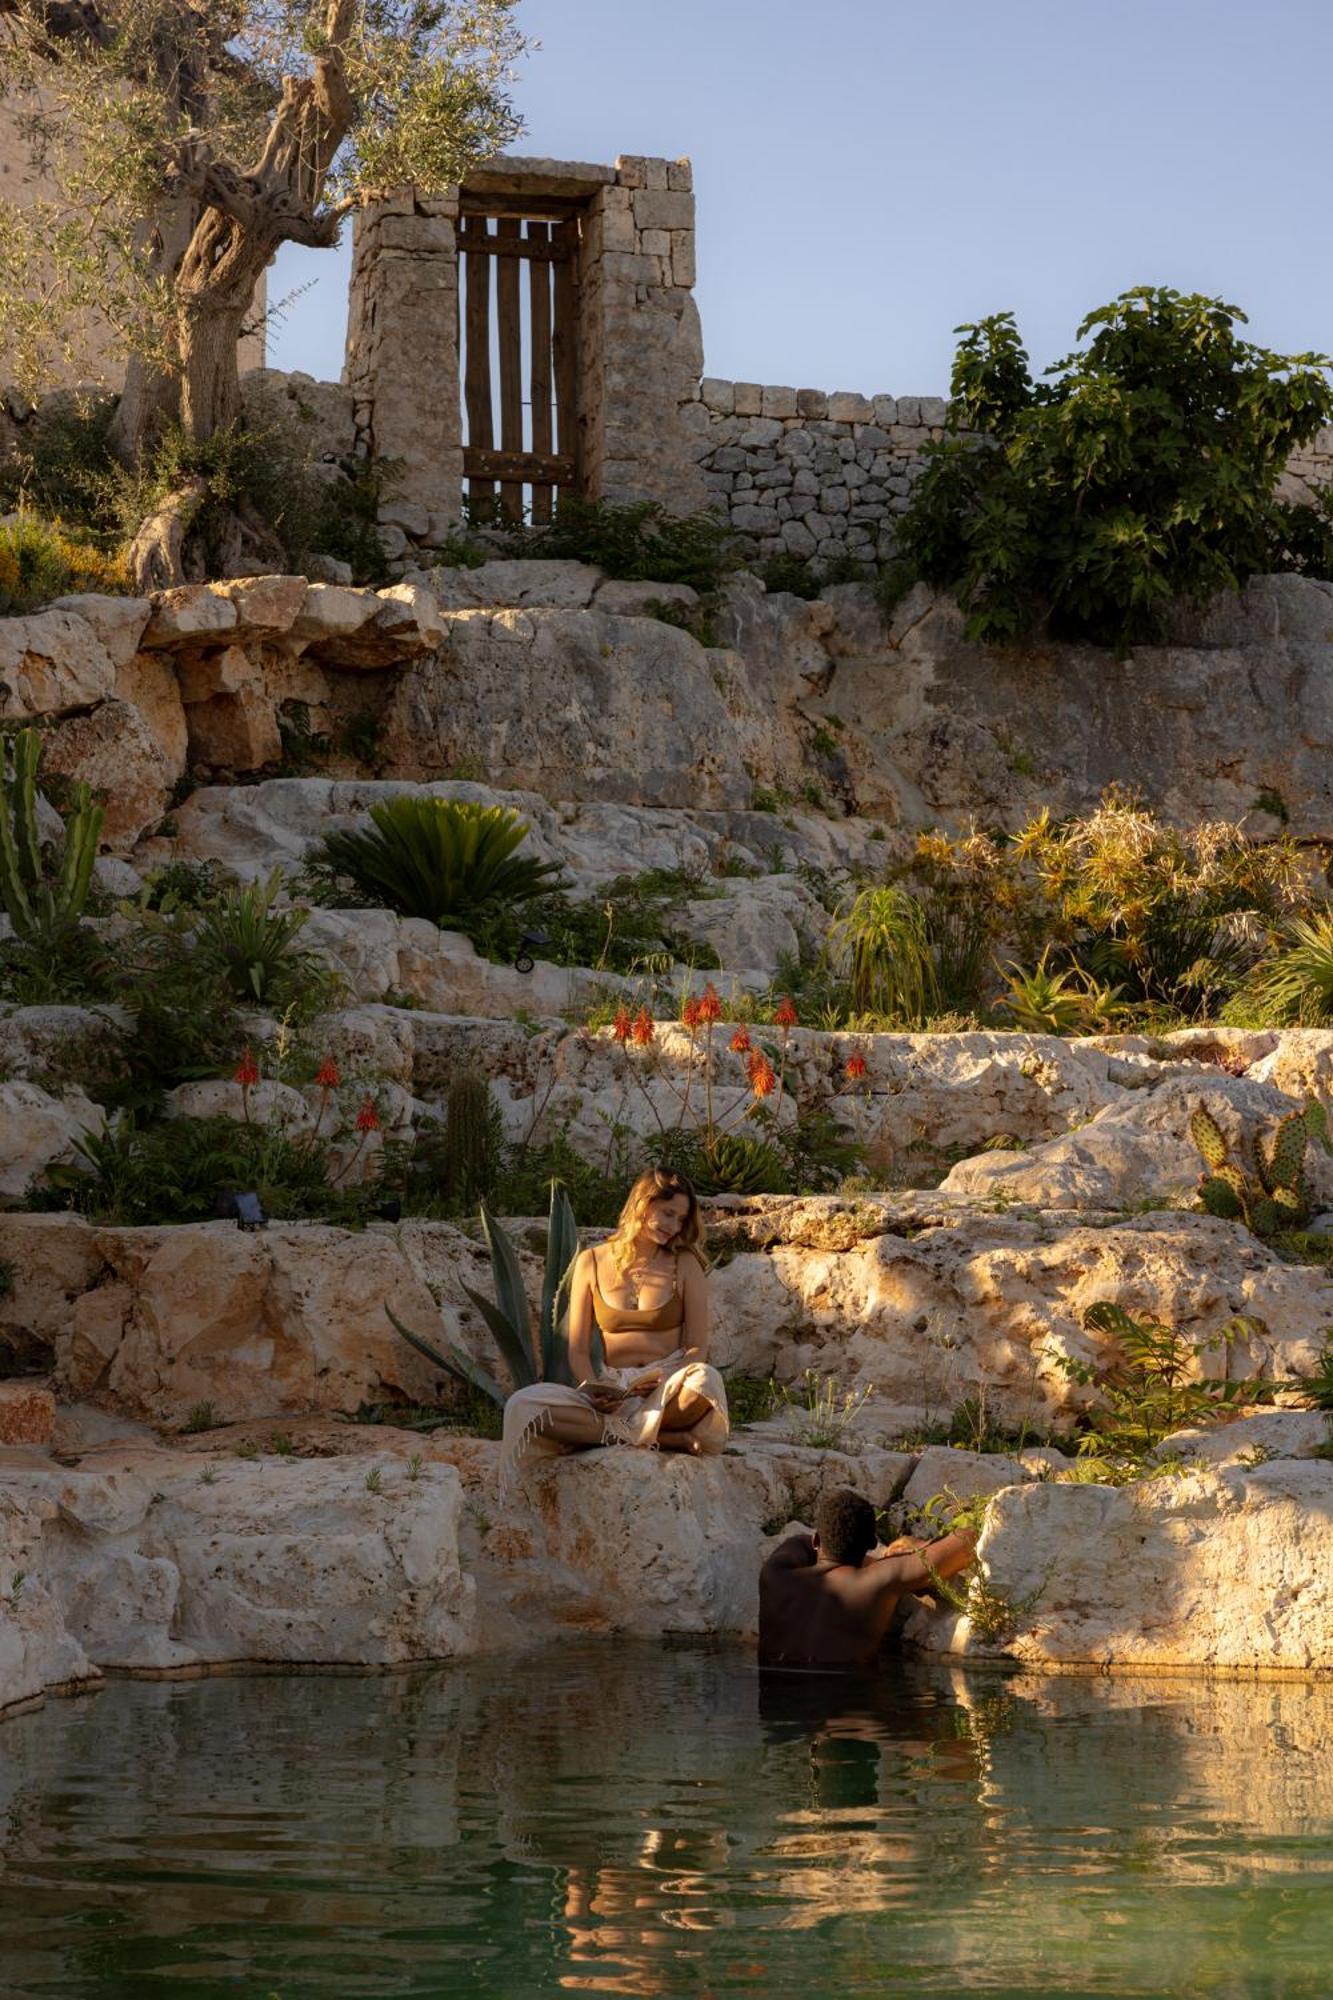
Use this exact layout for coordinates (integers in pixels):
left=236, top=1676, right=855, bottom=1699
left=590, top=1247, right=685, bottom=1335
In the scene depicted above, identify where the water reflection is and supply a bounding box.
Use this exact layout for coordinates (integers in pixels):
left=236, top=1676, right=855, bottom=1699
left=0, top=1646, right=1331, bottom=1997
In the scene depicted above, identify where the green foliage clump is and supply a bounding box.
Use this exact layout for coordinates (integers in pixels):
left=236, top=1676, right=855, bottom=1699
left=509, top=498, right=737, bottom=593
left=0, top=727, right=108, bottom=1002
left=692, top=1131, right=791, bottom=1197
left=1064, top=1301, right=1271, bottom=1473
left=896, top=287, right=1333, bottom=649
left=315, top=796, right=564, bottom=937
left=1239, top=913, right=1333, bottom=1026
left=389, top=1183, right=583, bottom=1408
left=0, top=512, right=131, bottom=612
left=1190, top=1100, right=1328, bottom=1239
left=827, top=884, right=938, bottom=1025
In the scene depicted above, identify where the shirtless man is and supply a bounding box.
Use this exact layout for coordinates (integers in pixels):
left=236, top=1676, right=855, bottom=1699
left=759, top=1486, right=978, bottom=1671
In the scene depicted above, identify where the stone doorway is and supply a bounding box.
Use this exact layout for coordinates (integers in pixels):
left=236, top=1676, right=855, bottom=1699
left=457, top=190, right=586, bottom=524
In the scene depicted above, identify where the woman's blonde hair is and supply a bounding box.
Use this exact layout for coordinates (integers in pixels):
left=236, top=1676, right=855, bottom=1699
left=607, top=1167, right=706, bottom=1275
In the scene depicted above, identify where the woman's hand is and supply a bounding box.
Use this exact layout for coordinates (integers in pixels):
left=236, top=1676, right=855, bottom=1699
left=626, top=1367, right=663, bottom=1397
left=580, top=1379, right=631, bottom=1412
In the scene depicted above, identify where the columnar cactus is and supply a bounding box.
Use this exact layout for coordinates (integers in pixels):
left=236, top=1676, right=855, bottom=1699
left=1189, top=1100, right=1328, bottom=1238
left=442, top=1069, right=503, bottom=1205
left=0, top=726, right=103, bottom=942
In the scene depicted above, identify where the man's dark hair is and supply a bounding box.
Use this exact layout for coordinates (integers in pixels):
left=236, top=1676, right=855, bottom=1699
left=814, top=1488, right=878, bottom=1567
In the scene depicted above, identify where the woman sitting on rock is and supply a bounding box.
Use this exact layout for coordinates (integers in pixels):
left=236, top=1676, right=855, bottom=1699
left=501, top=1167, right=729, bottom=1477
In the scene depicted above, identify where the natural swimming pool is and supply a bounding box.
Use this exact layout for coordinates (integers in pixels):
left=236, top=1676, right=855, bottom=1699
left=1, top=1641, right=1330, bottom=1999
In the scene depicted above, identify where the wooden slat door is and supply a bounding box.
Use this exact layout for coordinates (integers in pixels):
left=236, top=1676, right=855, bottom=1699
left=457, top=200, right=583, bottom=523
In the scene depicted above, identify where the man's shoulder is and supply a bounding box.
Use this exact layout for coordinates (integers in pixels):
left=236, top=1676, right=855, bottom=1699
left=761, top=1533, right=817, bottom=1578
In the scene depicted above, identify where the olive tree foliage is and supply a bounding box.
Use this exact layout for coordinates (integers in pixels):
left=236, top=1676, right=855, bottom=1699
left=0, top=0, right=526, bottom=582
left=895, top=288, right=1333, bottom=650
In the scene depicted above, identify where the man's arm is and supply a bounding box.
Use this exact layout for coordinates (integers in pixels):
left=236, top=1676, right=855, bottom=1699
left=861, top=1530, right=978, bottom=1601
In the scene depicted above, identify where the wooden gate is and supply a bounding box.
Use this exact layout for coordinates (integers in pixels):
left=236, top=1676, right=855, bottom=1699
left=457, top=194, right=583, bottom=523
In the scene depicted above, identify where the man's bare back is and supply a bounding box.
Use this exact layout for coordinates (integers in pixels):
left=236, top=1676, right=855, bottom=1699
left=759, top=1488, right=977, bottom=1671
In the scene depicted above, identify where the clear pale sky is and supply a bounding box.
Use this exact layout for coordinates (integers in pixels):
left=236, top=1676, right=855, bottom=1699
left=268, top=0, right=1333, bottom=396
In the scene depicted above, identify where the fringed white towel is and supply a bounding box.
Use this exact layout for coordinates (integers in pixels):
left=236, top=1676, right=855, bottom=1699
left=500, top=1351, right=729, bottom=1485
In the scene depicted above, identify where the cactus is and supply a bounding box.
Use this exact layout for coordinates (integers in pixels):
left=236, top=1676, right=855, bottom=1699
left=0, top=727, right=103, bottom=943
left=441, top=1069, right=503, bottom=1205
left=1190, top=1100, right=1329, bottom=1239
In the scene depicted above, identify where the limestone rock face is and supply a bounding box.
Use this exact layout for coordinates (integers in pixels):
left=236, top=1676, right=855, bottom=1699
left=941, top=1075, right=1312, bottom=1211
left=0, top=1080, right=103, bottom=1207
left=908, top=1457, right=1333, bottom=1673
left=0, top=607, right=116, bottom=718
left=0, top=1447, right=474, bottom=1713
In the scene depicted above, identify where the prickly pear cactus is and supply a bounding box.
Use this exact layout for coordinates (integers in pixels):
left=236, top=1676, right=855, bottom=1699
left=1190, top=1097, right=1323, bottom=1239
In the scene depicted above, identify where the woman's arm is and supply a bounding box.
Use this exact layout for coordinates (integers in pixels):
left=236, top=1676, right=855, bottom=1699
left=679, top=1251, right=710, bottom=1360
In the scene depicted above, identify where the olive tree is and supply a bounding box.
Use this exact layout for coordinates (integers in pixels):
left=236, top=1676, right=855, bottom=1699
left=0, top=0, right=526, bottom=582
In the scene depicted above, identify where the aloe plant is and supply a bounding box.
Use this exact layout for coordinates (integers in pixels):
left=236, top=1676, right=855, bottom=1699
left=389, top=1180, right=590, bottom=1407
left=1189, top=1099, right=1329, bottom=1238
left=317, top=795, right=563, bottom=934
left=0, top=726, right=103, bottom=943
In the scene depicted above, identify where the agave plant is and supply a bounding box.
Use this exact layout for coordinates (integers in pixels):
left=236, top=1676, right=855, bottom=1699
left=389, top=1180, right=589, bottom=1407
left=191, top=870, right=324, bottom=1007
left=1189, top=1099, right=1329, bottom=1239
left=998, top=950, right=1095, bottom=1036
left=694, top=1132, right=791, bottom=1196
left=317, top=796, right=564, bottom=933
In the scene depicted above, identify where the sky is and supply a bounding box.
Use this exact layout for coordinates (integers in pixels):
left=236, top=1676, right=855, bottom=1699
left=268, top=0, right=1333, bottom=396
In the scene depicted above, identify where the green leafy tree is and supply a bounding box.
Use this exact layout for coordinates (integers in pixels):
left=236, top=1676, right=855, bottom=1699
left=0, top=0, right=526, bottom=582
left=897, top=288, right=1333, bottom=648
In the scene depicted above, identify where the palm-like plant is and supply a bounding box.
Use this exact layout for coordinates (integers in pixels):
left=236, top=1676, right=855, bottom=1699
left=191, top=870, right=324, bottom=1008
left=317, top=796, right=564, bottom=933
left=1245, top=912, right=1333, bottom=1025
left=827, top=885, right=938, bottom=1024
left=389, top=1180, right=589, bottom=1408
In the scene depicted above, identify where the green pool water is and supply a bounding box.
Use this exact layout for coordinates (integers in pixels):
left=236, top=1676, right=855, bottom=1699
left=1, top=1641, right=1330, bottom=1999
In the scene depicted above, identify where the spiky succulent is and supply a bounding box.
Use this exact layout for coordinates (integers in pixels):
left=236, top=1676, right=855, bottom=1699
left=1189, top=1101, right=1328, bottom=1239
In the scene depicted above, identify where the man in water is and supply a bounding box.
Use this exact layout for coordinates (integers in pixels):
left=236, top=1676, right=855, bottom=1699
left=759, top=1486, right=978, bottom=1671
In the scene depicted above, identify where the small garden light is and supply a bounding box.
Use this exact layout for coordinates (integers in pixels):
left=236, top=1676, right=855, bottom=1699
left=514, top=928, right=551, bottom=975
left=216, top=1190, right=267, bottom=1231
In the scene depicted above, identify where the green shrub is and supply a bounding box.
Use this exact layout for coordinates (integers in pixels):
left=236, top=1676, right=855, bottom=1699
left=316, top=796, right=564, bottom=936
left=508, top=498, right=737, bottom=593
left=35, top=1115, right=368, bottom=1228
left=0, top=513, right=131, bottom=612
left=0, top=726, right=109, bottom=1003
left=1063, top=1301, right=1271, bottom=1473
left=693, top=1132, right=791, bottom=1196
left=1241, top=912, right=1333, bottom=1025
left=896, top=288, right=1333, bottom=648
left=186, top=870, right=326, bottom=1009
left=827, top=885, right=938, bottom=1024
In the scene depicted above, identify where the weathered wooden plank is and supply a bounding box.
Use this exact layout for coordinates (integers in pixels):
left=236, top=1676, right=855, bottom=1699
left=552, top=217, right=581, bottom=494
left=495, top=217, right=523, bottom=521
left=463, top=447, right=573, bottom=483
left=528, top=223, right=554, bottom=525
left=463, top=227, right=495, bottom=513
left=456, top=225, right=567, bottom=261
left=459, top=188, right=590, bottom=218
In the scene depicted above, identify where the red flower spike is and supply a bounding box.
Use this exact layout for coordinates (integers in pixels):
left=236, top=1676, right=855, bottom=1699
left=698, top=983, right=723, bottom=1025
left=234, top=1047, right=260, bottom=1088
left=750, top=1054, right=778, bottom=1100
left=681, top=994, right=702, bottom=1031
left=315, top=1056, right=341, bottom=1089
left=844, top=1051, right=868, bottom=1081
left=631, top=1007, right=656, bottom=1048
left=355, top=1096, right=381, bottom=1133
left=612, top=1005, right=633, bottom=1044
left=774, top=995, right=799, bottom=1031
left=729, top=1027, right=752, bottom=1054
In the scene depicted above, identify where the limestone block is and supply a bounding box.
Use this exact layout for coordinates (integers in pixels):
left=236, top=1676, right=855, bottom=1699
left=114, top=649, right=189, bottom=773
left=828, top=392, right=874, bottom=423
left=1155, top=1408, right=1333, bottom=1468
left=176, top=642, right=258, bottom=704
left=239, top=368, right=358, bottom=462
left=896, top=396, right=922, bottom=425
left=141, top=586, right=238, bottom=648
left=900, top=1445, right=1030, bottom=1514
left=0, top=608, right=116, bottom=719
left=737, top=417, right=784, bottom=448
left=872, top=396, right=899, bottom=424
left=379, top=500, right=432, bottom=538
left=731, top=504, right=780, bottom=532
left=701, top=378, right=735, bottom=414
left=671, top=233, right=697, bottom=287
left=733, top=382, right=764, bottom=417
left=289, top=582, right=382, bottom=648
left=908, top=1460, right=1333, bottom=1672
left=0, top=1380, right=55, bottom=1446
left=919, top=396, right=949, bottom=426
left=639, top=227, right=671, bottom=256
left=796, top=390, right=828, bottom=419
left=49, top=594, right=151, bottom=669
left=185, top=684, right=283, bottom=772
left=164, top=1078, right=313, bottom=1133
left=593, top=579, right=699, bottom=616
left=0, top=1080, right=104, bottom=1207
left=630, top=188, right=693, bottom=231
left=212, top=575, right=309, bottom=638
left=760, top=385, right=798, bottom=420
left=781, top=519, right=818, bottom=558
left=43, top=697, right=177, bottom=847
left=667, top=159, right=694, bottom=192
